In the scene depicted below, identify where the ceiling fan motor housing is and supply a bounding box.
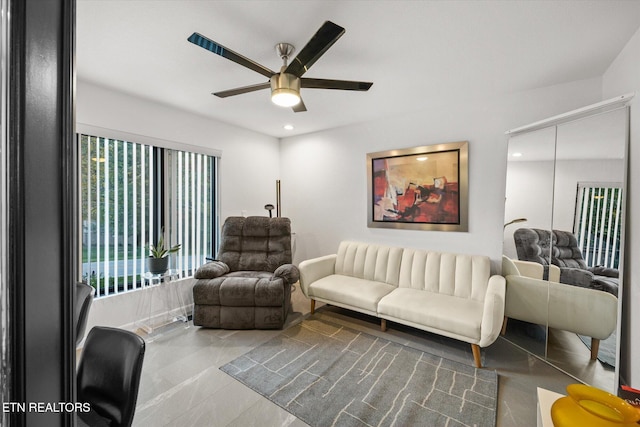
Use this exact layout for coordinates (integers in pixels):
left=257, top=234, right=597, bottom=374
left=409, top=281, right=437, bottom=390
left=270, top=71, right=301, bottom=107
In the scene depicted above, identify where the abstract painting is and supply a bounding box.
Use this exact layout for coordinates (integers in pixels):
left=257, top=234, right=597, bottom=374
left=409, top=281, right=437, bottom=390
left=367, top=141, right=468, bottom=231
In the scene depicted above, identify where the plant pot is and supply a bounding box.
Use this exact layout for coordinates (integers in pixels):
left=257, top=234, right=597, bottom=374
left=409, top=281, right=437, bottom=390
left=147, top=257, right=169, bottom=275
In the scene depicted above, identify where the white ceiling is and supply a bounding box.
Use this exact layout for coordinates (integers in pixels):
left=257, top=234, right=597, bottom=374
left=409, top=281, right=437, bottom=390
left=77, top=1, right=640, bottom=138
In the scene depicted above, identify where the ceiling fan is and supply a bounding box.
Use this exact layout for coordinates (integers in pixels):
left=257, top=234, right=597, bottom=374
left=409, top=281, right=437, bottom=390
left=187, top=21, right=373, bottom=112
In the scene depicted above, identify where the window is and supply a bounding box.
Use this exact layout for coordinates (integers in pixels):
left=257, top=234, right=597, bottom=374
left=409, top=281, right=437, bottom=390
left=574, top=183, right=623, bottom=269
left=80, top=133, right=218, bottom=297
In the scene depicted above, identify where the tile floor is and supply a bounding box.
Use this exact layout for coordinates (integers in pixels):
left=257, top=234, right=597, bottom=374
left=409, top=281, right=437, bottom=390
left=130, top=286, right=604, bottom=426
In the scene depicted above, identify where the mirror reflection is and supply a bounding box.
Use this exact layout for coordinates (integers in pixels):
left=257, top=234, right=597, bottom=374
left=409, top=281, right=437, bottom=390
left=502, top=107, right=627, bottom=393
left=502, top=126, right=556, bottom=360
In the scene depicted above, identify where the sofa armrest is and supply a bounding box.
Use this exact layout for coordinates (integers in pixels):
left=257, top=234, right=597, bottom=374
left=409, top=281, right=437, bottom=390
left=273, top=264, right=300, bottom=284
left=548, top=281, right=618, bottom=339
left=504, top=275, right=551, bottom=325
left=559, top=267, right=593, bottom=288
left=298, top=254, right=337, bottom=298
left=479, top=275, right=506, bottom=347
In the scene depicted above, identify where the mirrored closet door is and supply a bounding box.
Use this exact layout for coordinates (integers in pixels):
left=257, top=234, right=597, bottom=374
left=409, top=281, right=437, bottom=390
left=502, top=95, right=632, bottom=393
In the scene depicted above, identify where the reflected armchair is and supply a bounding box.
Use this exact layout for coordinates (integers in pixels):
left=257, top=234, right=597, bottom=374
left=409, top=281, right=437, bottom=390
left=192, top=216, right=299, bottom=329
left=514, top=228, right=618, bottom=296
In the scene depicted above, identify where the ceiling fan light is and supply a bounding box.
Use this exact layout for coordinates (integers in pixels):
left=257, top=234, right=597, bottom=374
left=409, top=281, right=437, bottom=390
left=271, top=89, right=300, bottom=107
left=271, top=73, right=301, bottom=107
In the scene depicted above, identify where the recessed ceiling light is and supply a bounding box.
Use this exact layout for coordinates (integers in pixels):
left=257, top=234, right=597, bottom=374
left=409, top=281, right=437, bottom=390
left=512, top=152, right=523, bottom=157
left=283, top=124, right=294, bottom=130
left=416, top=156, right=428, bottom=161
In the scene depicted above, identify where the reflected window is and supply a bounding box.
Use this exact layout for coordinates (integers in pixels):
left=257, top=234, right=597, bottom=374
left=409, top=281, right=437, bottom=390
left=574, top=183, right=622, bottom=269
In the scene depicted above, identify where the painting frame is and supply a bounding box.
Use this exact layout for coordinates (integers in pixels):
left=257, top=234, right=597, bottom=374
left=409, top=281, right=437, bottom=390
left=367, top=141, right=468, bottom=231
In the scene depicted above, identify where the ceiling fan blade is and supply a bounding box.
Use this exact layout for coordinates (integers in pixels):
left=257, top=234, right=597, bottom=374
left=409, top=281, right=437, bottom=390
left=188, top=32, right=275, bottom=78
left=213, top=82, right=270, bottom=98
left=301, top=78, right=373, bottom=91
left=285, top=21, right=345, bottom=77
left=292, top=98, right=307, bottom=113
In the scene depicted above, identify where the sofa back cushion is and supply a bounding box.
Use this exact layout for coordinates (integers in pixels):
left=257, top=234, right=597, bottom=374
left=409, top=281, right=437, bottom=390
left=399, top=249, right=491, bottom=301
left=335, top=241, right=403, bottom=286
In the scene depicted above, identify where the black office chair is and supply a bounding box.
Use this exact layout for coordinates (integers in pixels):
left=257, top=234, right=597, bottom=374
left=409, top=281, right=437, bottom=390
left=75, top=282, right=94, bottom=346
left=77, top=326, right=146, bottom=427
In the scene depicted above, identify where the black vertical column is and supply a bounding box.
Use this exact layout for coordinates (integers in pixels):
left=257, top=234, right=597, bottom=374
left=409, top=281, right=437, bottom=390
left=9, top=0, right=76, bottom=426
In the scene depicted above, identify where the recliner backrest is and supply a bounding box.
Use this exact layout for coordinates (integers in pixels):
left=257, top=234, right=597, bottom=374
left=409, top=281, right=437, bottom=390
left=513, top=228, right=554, bottom=266
left=77, top=326, right=146, bottom=427
left=551, top=229, right=588, bottom=269
left=217, top=216, right=293, bottom=272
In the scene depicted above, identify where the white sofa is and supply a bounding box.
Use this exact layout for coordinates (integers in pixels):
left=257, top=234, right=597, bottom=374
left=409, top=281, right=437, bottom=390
left=501, top=256, right=618, bottom=361
left=298, top=241, right=506, bottom=368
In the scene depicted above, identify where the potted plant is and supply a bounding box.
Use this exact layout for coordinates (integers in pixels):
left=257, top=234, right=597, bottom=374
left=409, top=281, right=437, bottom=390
left=146, top=229, right=181, bottom=275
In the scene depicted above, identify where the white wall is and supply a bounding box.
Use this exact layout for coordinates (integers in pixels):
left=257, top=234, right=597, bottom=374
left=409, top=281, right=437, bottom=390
left=281, top=78, right=603, bottom=269
left=77, top=80, right=281, bottom=221
left=503, top=160, right=555, bottom=258
left=602, top=25, right=640, bottom=388
left=77, top=80, right=281, bottom=330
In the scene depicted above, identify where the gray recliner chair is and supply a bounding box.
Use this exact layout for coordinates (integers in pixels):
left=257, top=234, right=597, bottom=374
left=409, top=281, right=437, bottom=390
left=514, top=228, right=618, bottom=296
left=192, top=216, right=299, bottom=329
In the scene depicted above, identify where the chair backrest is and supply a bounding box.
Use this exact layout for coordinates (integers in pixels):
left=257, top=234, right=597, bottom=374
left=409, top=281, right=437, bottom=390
left=513, top=228, right=553, bottom=266
left=514, top=228, right=588, bottom=271
left=551, top=229, right=588, bottom=269
left=77, top=326, right=146, bottom=427
left=75, top=282, right=94, bottom=346
left=217, top=216, right=293, bottom=272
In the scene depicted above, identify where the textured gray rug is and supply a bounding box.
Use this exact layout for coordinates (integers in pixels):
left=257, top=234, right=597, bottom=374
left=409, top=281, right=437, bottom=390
left=221, top=318, right=498, bottom=427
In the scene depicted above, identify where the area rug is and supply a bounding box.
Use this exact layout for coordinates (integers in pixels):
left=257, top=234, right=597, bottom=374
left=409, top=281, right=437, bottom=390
left=220, top=318, right=498, bottom=427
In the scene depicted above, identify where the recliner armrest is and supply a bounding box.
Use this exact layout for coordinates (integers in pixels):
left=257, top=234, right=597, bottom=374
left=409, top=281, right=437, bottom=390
left=559, top=267, right=593, bottom=288
left=273, top=264, right=300, bottom=284
left=589, top=265, right=619, bottom=278
left=194, top=261, right=230, bottom=279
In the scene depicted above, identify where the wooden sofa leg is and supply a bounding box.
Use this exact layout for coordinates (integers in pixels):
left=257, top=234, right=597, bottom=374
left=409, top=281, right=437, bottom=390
left=471, top=344, right=482, bottom=368
left=381, top=319, right=387, bottom=332
left=590, top=338, right=600, bottom=361
left=310, top=299, right=315, bottom=315
left=501, top=316, right=508, bottom=336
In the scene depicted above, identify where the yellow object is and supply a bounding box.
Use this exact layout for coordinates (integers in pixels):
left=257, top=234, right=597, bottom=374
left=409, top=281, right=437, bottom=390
left=551, top=384, right=640, bottom=427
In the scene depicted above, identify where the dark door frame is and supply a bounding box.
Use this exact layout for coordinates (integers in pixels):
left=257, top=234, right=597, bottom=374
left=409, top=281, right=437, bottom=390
left=8, top=0, right=76, bottom=425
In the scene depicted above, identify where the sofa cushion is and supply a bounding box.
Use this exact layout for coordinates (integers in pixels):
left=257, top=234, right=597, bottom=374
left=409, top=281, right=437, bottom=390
left=308, top=274, right=396, bottom=313
left=335, top=241, right=403, bottom=286
left=398, top=249, right=491, bottom=302
left=193, top=271, right=284, bottom=307
left=378, top=288, right=484, bottom=340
